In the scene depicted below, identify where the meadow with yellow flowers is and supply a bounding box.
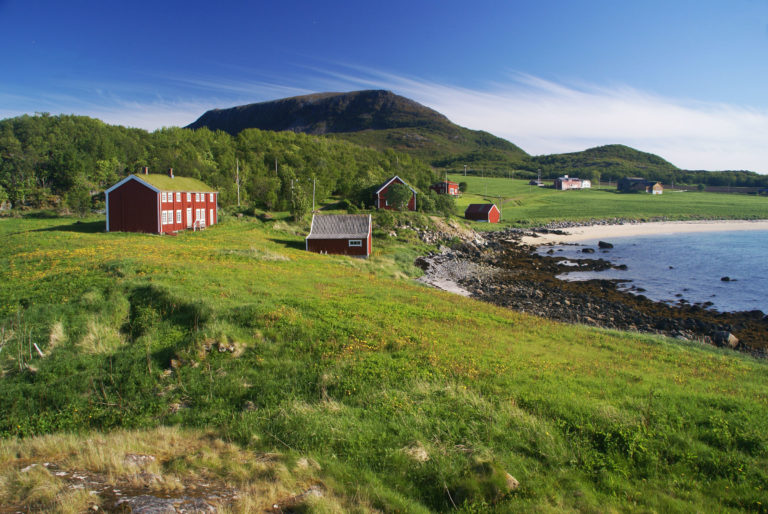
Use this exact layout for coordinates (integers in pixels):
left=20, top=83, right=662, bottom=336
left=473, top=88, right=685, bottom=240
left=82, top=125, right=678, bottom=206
left=1, top=213, right=766, bottom=512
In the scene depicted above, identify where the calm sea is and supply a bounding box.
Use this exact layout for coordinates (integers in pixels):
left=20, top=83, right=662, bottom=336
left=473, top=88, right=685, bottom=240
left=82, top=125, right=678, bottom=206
left=538, top=230, right=768, bottom=314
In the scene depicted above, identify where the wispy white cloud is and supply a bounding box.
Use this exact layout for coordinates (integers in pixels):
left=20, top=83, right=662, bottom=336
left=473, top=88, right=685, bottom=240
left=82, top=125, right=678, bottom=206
left=0, top=90, right=208, bottom=130
left=311, top=66, right=768, bottom=172
left=2, top=66, right=767, bottom=172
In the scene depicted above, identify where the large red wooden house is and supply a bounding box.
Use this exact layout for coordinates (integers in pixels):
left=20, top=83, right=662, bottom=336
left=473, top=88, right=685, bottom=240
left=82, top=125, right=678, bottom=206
left=430, top=180, right=460, bottom=196
left=374, top=176, right=416, bottom=211
left=305, top=214, right=372, bottom=257
left=465, top=203, right=500, bottom=223
left=105, top=168, right=218, bottom=234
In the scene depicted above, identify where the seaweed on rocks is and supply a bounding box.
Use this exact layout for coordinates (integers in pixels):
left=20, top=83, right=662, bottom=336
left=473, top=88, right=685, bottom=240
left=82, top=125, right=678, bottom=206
left=417, top=224, right=768, bottom=358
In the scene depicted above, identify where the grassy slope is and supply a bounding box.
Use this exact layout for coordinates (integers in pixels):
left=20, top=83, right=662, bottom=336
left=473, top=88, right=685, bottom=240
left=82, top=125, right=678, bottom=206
left=449, top=174, right=768, bottom=226
left=331, top=126, right=529, bottom=170
left=1, top=214, right=767, bottom=511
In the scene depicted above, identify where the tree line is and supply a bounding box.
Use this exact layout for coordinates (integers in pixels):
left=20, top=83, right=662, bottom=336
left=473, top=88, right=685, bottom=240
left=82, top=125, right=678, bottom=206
left=0, top=113, right=449, bottom=216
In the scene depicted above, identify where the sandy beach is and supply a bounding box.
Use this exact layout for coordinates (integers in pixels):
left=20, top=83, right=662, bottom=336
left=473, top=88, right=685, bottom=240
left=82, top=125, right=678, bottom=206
left=521, top=219, right=768, bottom=246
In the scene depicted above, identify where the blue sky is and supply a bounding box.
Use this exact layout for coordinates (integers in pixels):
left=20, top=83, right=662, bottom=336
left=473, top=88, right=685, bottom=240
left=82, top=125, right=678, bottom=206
left=2, top=0, right=767, bottom=172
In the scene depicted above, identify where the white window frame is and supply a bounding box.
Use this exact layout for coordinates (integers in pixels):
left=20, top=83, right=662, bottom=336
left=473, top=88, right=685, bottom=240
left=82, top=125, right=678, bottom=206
left=209, top=193, right=214, bottom=202
left=176, top=192, right=181, bottom=202
left=209, top=208, right=213, bottom=225
left=186, top=192, right=191, bottom=202
left=176, top=210, right=181, bottom=223
left=348, top=239, right=363, bottom=247
left=161, top=211, right=167, bottom=225
left=161, top=192, right=167, bottom=202
left=196, top=193, right=200, bottom=202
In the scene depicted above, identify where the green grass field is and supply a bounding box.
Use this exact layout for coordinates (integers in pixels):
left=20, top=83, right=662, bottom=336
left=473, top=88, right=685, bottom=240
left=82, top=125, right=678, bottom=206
left=1, top=213, right=767, bottom=511
left=449, top=174, right=768, bottom=227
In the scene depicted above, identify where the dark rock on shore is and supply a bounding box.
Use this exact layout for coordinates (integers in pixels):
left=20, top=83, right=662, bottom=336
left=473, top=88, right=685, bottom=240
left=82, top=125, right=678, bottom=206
left=713, top=331, right=739, bottom=349
left=416, top=222, right=768, bottom=358
left=598, top=241, right=614, bottom=249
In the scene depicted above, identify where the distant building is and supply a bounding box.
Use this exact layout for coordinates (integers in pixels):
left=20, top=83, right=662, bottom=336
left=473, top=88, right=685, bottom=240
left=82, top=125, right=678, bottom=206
left=430, top=180, right=460, bottom=196
left=618, top=177, right=663, bottom=194
left=554, top=175, right=590, bottom=190
left=105, top=168, right=218, bottom=234
left=305, top=214, right=372, bottom=257
left=374, top=176, right=416, bottom=211
left=465, top=203, right=500, bottom=223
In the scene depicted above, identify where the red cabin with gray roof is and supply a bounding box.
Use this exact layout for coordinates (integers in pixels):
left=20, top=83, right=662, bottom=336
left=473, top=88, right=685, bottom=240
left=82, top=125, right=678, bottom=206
left=105, top=168, right=218, bottom=234
left=374, top=175, right=416, bottom=211
left=305, top=214, right=372, bottom=257
left=465, top=203, right=500, bottom=223
left=430, top=180, right=460, bottom=196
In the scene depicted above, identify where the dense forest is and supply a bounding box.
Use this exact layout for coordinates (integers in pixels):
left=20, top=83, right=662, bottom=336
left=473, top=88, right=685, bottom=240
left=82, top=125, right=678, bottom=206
left=2, top=115, right=766, bottom=215
left=0, top=113, right=438, bottom=214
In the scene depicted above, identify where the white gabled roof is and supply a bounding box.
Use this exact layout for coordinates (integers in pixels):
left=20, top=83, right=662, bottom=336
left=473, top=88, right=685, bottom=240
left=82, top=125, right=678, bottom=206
left=374, top=175, right=417, bottom=195
left=104, top=175, right=160, bottom=195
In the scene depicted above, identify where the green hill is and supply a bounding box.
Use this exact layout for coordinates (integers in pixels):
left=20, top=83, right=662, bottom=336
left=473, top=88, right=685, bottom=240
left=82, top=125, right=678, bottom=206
left=521, top=144, right=678, bottom=182
left=186, top=90, right=530, bottom=170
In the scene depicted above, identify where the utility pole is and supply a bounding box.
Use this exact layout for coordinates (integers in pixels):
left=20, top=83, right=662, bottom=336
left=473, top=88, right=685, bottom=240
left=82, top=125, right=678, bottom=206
left=464, top=164, right=467, bottom=176
left=235, top=158, right=241, bottom=207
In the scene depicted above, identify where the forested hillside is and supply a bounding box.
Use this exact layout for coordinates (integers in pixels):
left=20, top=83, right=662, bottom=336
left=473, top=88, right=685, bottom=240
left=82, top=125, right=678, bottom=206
left=0, top=113, right=435, bottom=212
left=509, top=144, right=768, bottom=188
left=187, top=90, right=530, bottom=171
left=2, top=114, right=766, bottom=216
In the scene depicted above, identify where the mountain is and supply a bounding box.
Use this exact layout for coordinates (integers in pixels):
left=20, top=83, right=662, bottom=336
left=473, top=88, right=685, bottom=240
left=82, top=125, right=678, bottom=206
left=186, top=90, right=529, bottom=169
left=524, top=144, right=679, bottom=181
left=185, top=91, right=762, bottom=184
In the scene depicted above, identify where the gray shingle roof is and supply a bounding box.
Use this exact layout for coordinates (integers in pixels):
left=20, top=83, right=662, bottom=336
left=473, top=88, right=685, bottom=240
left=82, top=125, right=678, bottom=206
left=306, top=214, right=371, bottom=239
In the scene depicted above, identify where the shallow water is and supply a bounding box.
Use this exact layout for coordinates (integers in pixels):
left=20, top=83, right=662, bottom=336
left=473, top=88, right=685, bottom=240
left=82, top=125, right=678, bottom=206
left=538, top=230, right=768, bottom=313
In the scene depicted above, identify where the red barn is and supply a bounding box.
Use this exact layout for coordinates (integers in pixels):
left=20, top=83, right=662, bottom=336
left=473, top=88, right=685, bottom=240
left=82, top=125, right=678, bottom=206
left=105, top=168, right=218, bottom=234
left=430, top=180, right=460, bottom=196
left=374, top=176, right=416, bottom=211
left=465, top=203, right=500, bottom=223
left=305, top=214, right=372, bottom=257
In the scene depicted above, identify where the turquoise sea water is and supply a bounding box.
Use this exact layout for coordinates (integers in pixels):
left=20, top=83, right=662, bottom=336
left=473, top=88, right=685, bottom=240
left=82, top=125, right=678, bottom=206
left=539, top=230, right=768, bottom=314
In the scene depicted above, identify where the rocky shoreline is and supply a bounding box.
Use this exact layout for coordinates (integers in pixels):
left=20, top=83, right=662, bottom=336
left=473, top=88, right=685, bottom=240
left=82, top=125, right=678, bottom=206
left=415, top=223, right=768, bottom=358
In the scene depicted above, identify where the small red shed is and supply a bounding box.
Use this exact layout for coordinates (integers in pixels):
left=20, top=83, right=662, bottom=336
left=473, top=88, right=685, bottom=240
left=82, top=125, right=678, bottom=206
left=374, top=176, right=416, bottom=211
left=430, top=180, right=460, bottom=196
left=105, top=168, right=218, bottom=234
left=305, top=214, right=372, bottom=257
left=465, top=203, right=500, bottom=223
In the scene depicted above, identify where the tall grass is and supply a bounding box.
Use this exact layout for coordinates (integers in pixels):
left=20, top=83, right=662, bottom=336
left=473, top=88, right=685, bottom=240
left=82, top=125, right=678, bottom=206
left=0, top=215, right=766, bottom=511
